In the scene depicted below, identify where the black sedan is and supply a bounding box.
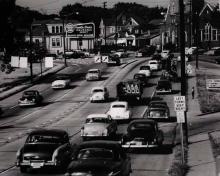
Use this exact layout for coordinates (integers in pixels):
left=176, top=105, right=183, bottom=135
left=133, top=73, right=148, bottom=86
left=18, top=90, right=43, bottom=107
left=16, top=129, right=72, bottom=173
left=65, top=140, right=132, bottom=176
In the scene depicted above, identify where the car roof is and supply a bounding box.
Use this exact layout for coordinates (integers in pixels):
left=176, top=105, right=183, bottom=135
left=87, top=114, right=109, bottom=119
left=91, top=86, right=105, bottom=90
left=29, top=129, right=68, bottom=136
left=111, top=101, right=127, bottom=106
left=24, top=90, right=38, bottom=93
left=88, top=69, right=99, bottom=71
left=149, top=60, right=158, bottom=63
left=129, top=119, right=157, bottom=125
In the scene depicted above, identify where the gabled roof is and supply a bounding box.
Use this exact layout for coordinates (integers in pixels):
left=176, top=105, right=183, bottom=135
left=199, top=2, right=214, bottom=16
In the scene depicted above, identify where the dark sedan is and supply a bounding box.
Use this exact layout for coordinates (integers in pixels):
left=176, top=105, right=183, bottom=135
left=16, top=129, right=72, bottom=173
left=65, top=140, right=132, bottom=176
left=18, top=90, right=43, bottom=107
left=133, top=73, right=148, bottom=86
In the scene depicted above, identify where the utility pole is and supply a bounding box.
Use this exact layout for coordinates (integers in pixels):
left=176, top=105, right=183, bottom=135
left=179, top=0, right=188, bottom=145
left=189, top=0, right=192, bottom=47
left=29, top=23, right=33, bottom=83
left=62, top=17, right=67, bottom=66
left=195, top=12, right=199, bottom=69
left=103, top=1, right=107, bottom=46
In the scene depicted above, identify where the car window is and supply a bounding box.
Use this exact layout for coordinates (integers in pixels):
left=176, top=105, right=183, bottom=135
left=93, top=89, right=104, bottom=93
left=26, top=134, right=64, bottom=144
left=112, top=104, right=125, bottom=108
left=77, top=148, right=114, bottom=159
left=140, top=66, right=150, bottom=70
left=88, top=70, right=98, bottom=74
left=149, top=109, right=166, bottom=116
left=86, top=117, right=108, bottom=123
left=23, top=91, right=36, bottom=97
left=150, top=61, right=157, bottom=64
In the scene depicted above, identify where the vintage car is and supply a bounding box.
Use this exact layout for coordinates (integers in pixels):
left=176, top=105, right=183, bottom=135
left=51, top=75, right=71, bottom=89
left=16, top=129, right=72, bottom=173
left=148, top=100, right=168, bottom=109
left=138, top=65, right=151, bottom=77
left=114, top=49, right=129, bottom=58
left=81, top=114, right=117, bottom=141
left=145, top=104, right=170, bottom=119
left=160, top=70, right=178, bottom=82
left=90, top=86, right=109, bottom=102
left=65, top=140, right=131, bottom=176
left=86, top=69, right=101, bottom=81
left=18, top=90, right=43, bottom=107
left=156, top=79, right=172, bottom=94
left=107, top=101, right=131, bottom=120
left=121, top=119, right=164, bottom=148
left=148, top=60, right=161, bottom=71
left=133, top=73, right=148, bottom=86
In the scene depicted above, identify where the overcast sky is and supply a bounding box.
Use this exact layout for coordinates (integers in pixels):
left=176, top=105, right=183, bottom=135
left=16, top=0, right=220, bottom=14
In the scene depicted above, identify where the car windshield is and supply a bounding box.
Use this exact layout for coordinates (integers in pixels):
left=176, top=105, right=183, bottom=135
left=112, top=104, right=125, bottom=108
left=131, top=123, right=154, bottom=129
left=150, top=62, right=157, bottom=64
left=77, top=148, right=114, bottom=160
left=23, top=91, right=36, bottom=97
left=150, top=110, right=166, bottom=116
left=140, top=66, right=150, bottom=70
left=86, top=117, right=108, bottom=123
left=26, top=134, right=63, bottom=144
left=158, top=81, right=171, bottom=87
left=134, top=74, right=145, bottom=79
left=88, top=70, right=98, bottom=74
left=93, top=89, right=104, bottom=93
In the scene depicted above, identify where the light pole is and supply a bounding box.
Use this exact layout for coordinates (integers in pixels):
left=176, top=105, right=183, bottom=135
left=29, top=22, right=33, bottom=83
left=61, top=17, right=67, bottom=66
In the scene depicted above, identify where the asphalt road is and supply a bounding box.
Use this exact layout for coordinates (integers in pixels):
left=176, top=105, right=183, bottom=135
left=0, top=57, right=179, bottom=176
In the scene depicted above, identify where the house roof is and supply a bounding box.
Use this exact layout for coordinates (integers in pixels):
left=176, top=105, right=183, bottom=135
left=32, top=25, right=48, bottom=36
left=199, top=2, right=214, bottom=16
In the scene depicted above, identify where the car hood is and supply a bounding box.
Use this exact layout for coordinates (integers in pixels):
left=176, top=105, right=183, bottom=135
left=52, top=80, right=66, bottom=85
left=83, top=123, right=108, bottom=131
left=108, top=109, right=125, bottom=116
left=67, top=160, right=121, bottom=174
left=23, top=143, right=60, bottom=157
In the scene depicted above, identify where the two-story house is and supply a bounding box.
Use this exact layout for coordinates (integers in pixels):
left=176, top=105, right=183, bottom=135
left=25, top=18, right=95, bottom=55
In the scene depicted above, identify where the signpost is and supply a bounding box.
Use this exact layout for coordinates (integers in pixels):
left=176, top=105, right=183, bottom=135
left=174, top=96, right=186, bottom=164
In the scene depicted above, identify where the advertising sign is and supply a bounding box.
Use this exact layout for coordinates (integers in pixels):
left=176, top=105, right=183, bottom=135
left=45, top=57, right=53, bottom=68
left=19, top=57, right=28, bottom=68
left=174, top=96, right=186, bottom=111
left=176, top=111, right=185, bottom=123
left=65, top=23, right=74, bottom=33
left=206, top=79, right=220, bottom=90
left=67, top=23, right=95, bottom=37
left=11, top=56, right=19, bottom=67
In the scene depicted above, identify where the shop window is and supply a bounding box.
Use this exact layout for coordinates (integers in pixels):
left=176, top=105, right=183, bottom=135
left=52, top=26, right=55, bottom=33
left=52, top=38, right=61, bottom=47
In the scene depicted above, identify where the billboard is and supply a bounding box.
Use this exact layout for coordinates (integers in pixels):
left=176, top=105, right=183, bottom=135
left=66, top=23, right=95, bottom=38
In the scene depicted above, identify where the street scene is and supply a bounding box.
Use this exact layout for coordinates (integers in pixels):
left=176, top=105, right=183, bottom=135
left=0, top=0, right=220, bottom=176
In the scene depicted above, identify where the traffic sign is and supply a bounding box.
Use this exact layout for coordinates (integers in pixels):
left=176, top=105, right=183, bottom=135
left=176, top=111, right=185, bottom=123
left=174, top=96, right=186, bottom=111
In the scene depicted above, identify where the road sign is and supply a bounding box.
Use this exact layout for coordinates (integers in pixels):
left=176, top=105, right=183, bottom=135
left=176, top=111, right=185, bottom=123
left=94, top=55, right=101, bottom=63
left=101, top=55, right=109, bottom=63
left=65, top=23, right=74, bottom=33
left=174, top=96, right=186, bottom=111
left=206, top=79, right=220, bottom=90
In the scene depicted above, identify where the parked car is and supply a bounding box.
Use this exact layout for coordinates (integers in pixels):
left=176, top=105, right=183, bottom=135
left=133, top=73, right=148, bottom=86
left=81, top=114, right=117, bottom=141
left=51, top=75, right=71, bottom=89
left=148, top=100, right=168, bottom=108
left=16, top=129, right=72, bottom=173
left=86, top=69, right=101, bottom=81
left=107, top=101, right=131, bottom=120
left=145, top=104, right=170, bottom=120
left=148, top=60, right=161, bottom=71
left=204, top=47, right=220, bottom=56
left=160, top=70, right=178, bottom=82
left=121, top=119, right=164, bottom=148
left=114, top=49, right=129, bottom=58
left=156, top=79, right=172, bottom=94
left=65, top=140, right=131, bottom=176
left=139, top=65, right=151, bottom=77
left=18, top=90, right=43, bottom=107
left=90, top=86, right=109, bottom=102
left=64, top=50, right=85, bottom=59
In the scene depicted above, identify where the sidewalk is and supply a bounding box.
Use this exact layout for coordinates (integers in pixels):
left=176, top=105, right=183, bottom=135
left=186, top=63, right=216, bottom=176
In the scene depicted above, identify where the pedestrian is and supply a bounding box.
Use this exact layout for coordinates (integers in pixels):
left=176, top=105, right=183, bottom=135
left=191, top=87, right=195, bottom=99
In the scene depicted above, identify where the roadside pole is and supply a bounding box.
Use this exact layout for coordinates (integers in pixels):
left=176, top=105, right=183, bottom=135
left=174, top=96, right=186, bottom=164
left=29, top=23, right=33, bottom=83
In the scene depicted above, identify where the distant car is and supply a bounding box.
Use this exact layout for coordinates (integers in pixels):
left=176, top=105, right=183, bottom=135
left=156, top=79, right=172, bottom=94
left=81, top=114, right=117, bottom=141
left=204, top=47, right=220, bottom=56
left=148, top=60, right=161, bottom=71
left=66, top=140, right=131, bottom=176
left=160, top=70, right=178, bottom=82
left=145, top=104, right=170, bottom=119
left=16, top=129, right=72, bottom=173
left=51, top=75, right=71, bottom=89
left=18, top=90, right=43, bottom=107
left=148, top=100, right=168, bottom=108
left=64, top=50, right=85, bottom=59
left=139, top=65, right=151, bottom=77
left=161, top=50, right=170, bottom=59
left=107, top=101, right=131, bottom=120
left=86, top=69, right=101, bottom=81
left=90, top=86, right=109, bottom=102
left=114, top=49, right=129, bottom=58
left=121, top=119, right=164, bottom=148
left=136, top=46, right=156, bottom=57
left=133, top=73, right=148, bottom=86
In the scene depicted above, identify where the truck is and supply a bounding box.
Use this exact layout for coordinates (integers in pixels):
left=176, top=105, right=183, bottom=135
left=116, top=79, right=143, bottom=101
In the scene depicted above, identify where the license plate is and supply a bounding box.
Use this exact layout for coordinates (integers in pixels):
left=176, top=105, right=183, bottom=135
left=131, top=142, right=142, bottom=145
left=31, top=163, right=44, bottom=168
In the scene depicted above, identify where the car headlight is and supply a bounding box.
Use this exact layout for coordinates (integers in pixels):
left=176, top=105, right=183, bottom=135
left=102, top=129, right=108, bottom=136
left=108, top=170, right=121, bottom=176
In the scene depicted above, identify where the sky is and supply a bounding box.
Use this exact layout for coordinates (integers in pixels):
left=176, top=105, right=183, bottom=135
left=16, top=0, right=171, bottom=14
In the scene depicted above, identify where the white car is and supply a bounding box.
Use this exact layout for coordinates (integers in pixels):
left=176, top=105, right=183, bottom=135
left=139, top=65, right=151, bottom=77
left=86, top=69, right=101, bottom=81
left=161, top=50, right=170, bottom=59
left=107, top=101, right=131, bottom=120
left=90, top=86, right=109, bottom=102
left=81, top=114, right=117, bottom=140
left=148, top=60, right=161, bottom=71
left=51, top=76, right=71, bottom=89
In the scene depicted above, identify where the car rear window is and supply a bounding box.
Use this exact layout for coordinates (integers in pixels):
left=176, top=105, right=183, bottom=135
left=93, top=89, right=104, bottom=93
left=26, top=134, right=63, bottom=144
left=77, top=148, right=114, bottom=159
left=112, top=104, right=125, bottom=108
left=149, top=62, right=157, bottom=64
left=23, top=91, right=36, bottom=96
left=88, top=70, right=99, bottom=74
left=140, top=66, right=150, bottom=70
left=86, top=118, right=108, bottom=123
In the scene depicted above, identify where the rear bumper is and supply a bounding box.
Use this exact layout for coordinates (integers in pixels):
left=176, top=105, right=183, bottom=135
left=122, top=142, right=158, bottom=148
left=16, top=160, right=59, bottom=168
left=18, top=102, right=36, bottom=106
